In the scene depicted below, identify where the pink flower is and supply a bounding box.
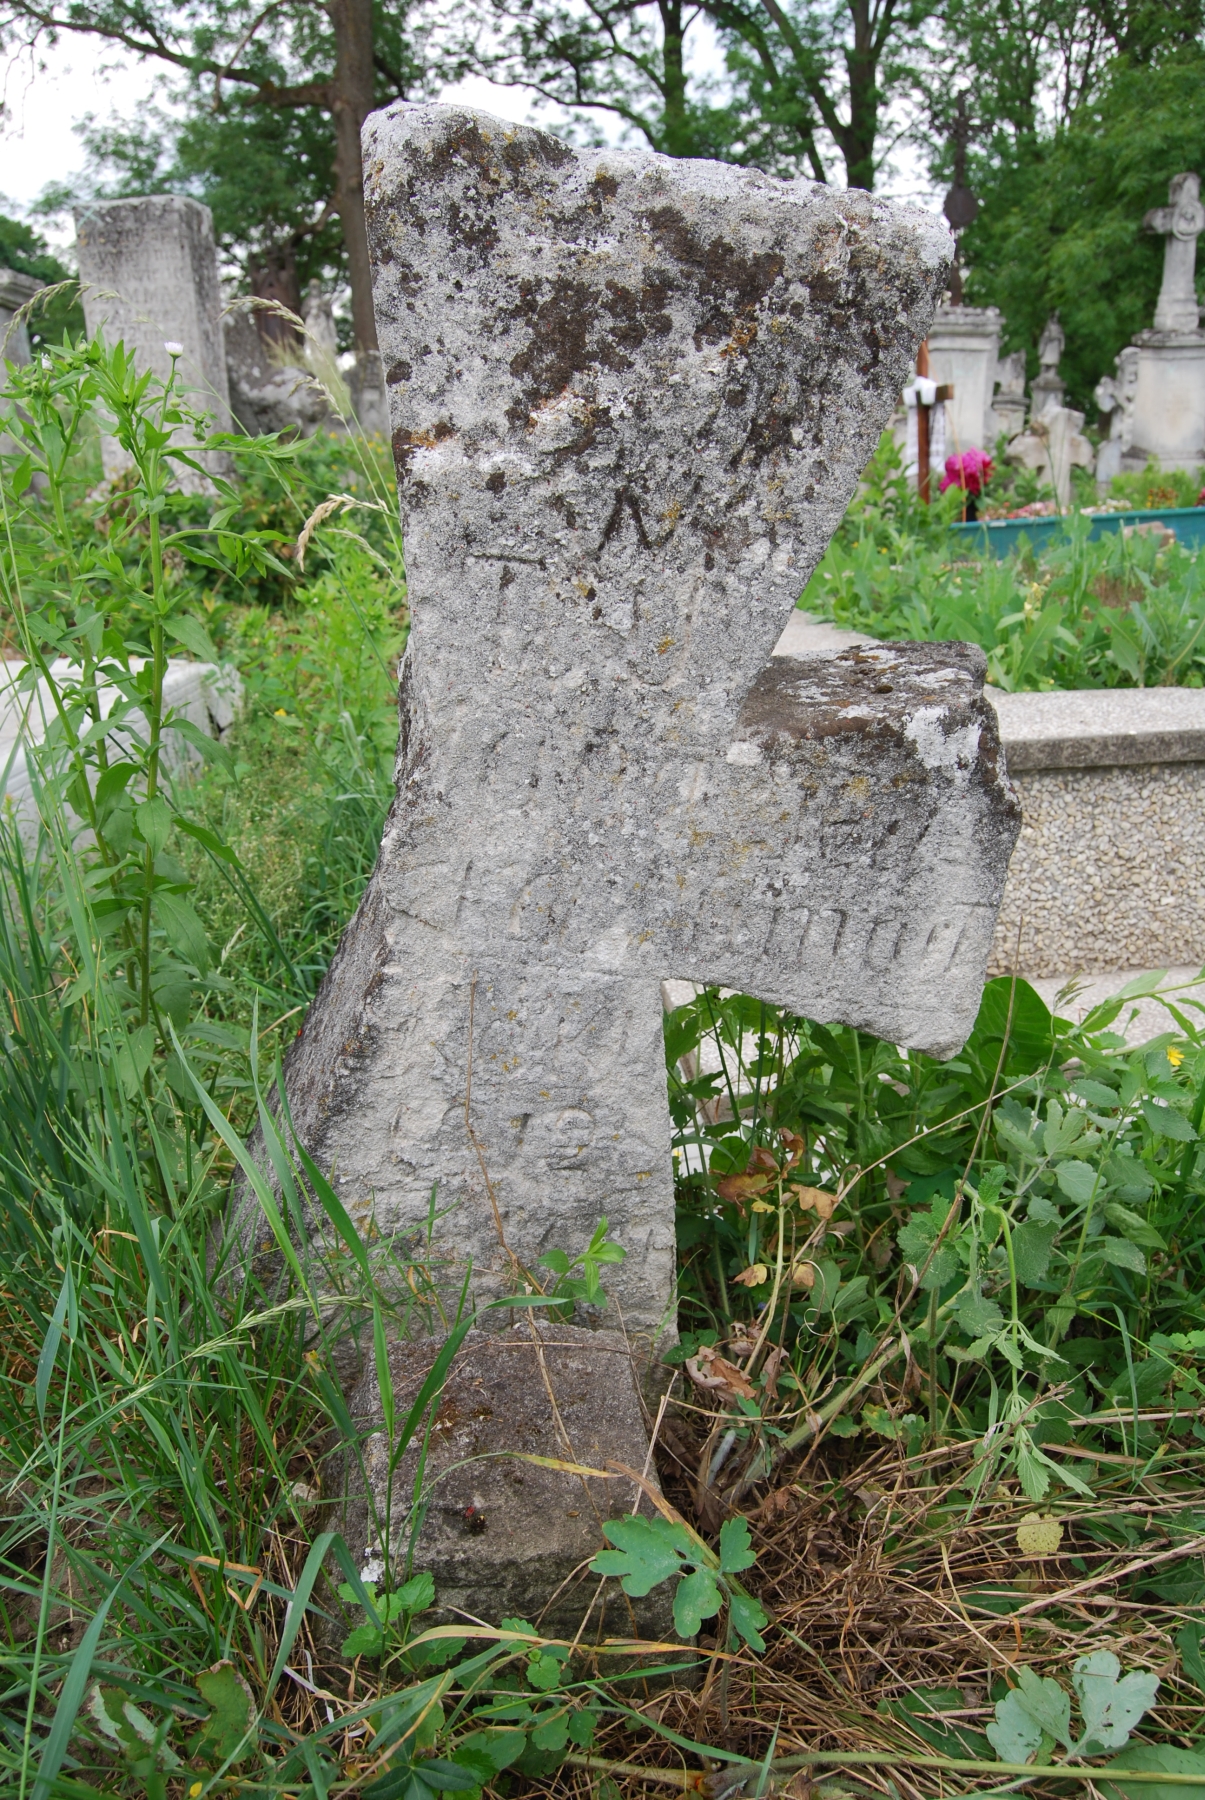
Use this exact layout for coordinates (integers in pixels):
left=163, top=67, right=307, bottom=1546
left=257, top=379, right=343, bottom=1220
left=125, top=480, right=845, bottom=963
left=940, top=447, right=994, bottom=496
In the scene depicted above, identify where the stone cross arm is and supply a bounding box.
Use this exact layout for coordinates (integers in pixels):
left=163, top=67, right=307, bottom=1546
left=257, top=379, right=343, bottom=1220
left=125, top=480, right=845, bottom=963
left=268, top=105, right=1019, bottom=1333
left=1144, top=172, right=1205, bottom=334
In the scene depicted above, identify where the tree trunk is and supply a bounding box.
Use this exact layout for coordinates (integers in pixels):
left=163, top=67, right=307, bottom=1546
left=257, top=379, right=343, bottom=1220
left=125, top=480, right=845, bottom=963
left=840, top=0, right=879, bottom=190
left=658, top=0, right=692, bottom=157
left=249, top=242, right=304, bottom=348
left=328, top=0, right=378, bottom=354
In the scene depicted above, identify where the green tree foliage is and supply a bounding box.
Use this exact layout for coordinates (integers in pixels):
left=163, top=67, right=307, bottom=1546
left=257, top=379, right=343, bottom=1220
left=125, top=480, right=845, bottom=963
left=455, top=0, right=937, bottom=188
left=0, top=208, right=82, bottom=345
left=961, top=50, right=1205, bottom=407
left=1, top=0, right=436, bottom=349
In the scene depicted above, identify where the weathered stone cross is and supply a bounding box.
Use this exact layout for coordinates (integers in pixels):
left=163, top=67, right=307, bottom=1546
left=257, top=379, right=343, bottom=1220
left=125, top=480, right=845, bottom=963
left=282, top=103, right=1019, bottom=1341
left=1145, top=171, right=1205, bottom=334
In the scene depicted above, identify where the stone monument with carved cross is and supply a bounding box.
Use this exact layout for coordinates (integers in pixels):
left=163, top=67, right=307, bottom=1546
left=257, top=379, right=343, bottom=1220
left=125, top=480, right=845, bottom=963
left=1104, top=173, right=1205, bottom=473
left=265, top=101, right=1021, bottom=1623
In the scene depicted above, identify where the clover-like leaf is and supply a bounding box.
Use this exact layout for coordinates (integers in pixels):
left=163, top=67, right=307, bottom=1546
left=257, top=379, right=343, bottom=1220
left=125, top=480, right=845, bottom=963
left=1073, top=1651, right=1159, bottom=1755
left=987, top=1689, right=1046, bottom=1764
left=526, top=1654, right=563, bottom=1693
left=718, top=1516, right=757, bottom=1575
left=591, top=1513, right=689, bottom=1596
left=728, top=1589, right=769, bottom=1652
left=673, top=1566, right=723, bottom=1639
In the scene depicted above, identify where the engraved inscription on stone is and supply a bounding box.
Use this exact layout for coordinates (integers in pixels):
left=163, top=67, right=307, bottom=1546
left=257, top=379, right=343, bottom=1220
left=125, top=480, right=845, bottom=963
left=264, top=103, right=1020, bottom=1333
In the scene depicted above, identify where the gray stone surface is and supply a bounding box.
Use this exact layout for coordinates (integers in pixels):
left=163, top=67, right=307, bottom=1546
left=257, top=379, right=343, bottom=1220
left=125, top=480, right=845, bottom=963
left=988, top=685, right=1205, bottom=770
left=342, top=1321, right=676, bottom=1637
left=772, top=609, right=877, bottom=656
left=224, top=306, right=328, bottom=438
left=0, top=267, right=44, bottom=366
left=75, top=196, right=231, bottom=482
left=270, top=101, right=1018, bottom=1338
left=988, top=761, right=1205, bottom=978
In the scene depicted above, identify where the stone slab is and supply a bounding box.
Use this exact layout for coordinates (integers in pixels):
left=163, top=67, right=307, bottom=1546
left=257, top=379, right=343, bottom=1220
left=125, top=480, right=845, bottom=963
left=341, top=1321, right=677, bottom=1639
left=75, top=196, right=232, bottom=483
left=988, top=759, right=1205, bottom=977
left=986, top=684, right=1205, bottom=770
left=772, top=609, right=876, bottom=657
left=263, top=102, right=1019, bottom=1339
left=0, top=658, right=241, bottom=841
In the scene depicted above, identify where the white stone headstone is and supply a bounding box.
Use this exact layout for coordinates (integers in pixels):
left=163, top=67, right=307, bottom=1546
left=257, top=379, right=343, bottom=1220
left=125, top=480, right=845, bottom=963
left=926, top=303, right=1001, bottom=452
left=75, top=196, right=232, bottom=484
left=0, top=267, right=44, bottom=367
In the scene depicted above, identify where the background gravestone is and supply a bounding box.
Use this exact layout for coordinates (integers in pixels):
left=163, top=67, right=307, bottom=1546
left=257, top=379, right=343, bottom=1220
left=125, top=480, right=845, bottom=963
left=267, top=102, right=1020, bottom=1352
left=75, top=195, right=232, bottom=483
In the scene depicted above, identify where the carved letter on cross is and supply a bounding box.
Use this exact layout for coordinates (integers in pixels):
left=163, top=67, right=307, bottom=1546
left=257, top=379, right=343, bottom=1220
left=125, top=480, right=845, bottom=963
left=274, top=104, right=1020, bottom=1334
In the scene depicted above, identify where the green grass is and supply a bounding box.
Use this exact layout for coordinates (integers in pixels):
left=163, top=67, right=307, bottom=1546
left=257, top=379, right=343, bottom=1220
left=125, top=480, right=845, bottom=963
left=3, top=347, right=1205, bottom=1795
left=804, top=436, right=1205, bottom=690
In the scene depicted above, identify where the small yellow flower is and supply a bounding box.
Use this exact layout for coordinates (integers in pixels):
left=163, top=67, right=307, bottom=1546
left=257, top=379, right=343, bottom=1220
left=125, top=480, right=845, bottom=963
left=1168, top=1045, right=1185, bottom=1068
left=274, top=707, right=289, bottom=717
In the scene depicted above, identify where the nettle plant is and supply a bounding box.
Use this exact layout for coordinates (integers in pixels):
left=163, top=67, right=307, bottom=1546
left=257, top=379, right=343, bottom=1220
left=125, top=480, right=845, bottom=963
left=0, top=334, right=293, bottom=1077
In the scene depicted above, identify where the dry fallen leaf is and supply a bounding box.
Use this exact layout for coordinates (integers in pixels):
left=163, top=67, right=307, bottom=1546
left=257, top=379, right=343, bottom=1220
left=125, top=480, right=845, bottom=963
left=715, top=1172, right=772, bottom=1205
left=733, top=1262, right=769, bottom=1287
left=790, top=1260, right=817, bottom=1288
left=685, top=1344, right=757, bottom=1400
left=1016, top=1512, right=1064, bottom=1557
left=792, top=1184, right=839, bottom=1219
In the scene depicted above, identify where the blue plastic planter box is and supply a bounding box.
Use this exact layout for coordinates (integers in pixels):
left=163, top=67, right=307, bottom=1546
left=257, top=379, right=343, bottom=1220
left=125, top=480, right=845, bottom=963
left=948, top=504, right=1205, bottom=558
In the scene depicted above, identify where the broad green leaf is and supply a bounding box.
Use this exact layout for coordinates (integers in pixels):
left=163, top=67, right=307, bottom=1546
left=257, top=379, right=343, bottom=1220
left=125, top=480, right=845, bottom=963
left=1178, top=1622, right=1205, bottom=1693
left=1141, top=1098, right=1196, bottom=1142
left=728, top=1589, right=769, bottom=1652
left=342, top=1622, right=386, bottom=1658
left=526, top=1654, right=562, bottom=1692
left=135, top=794, right=172, bottom=855
left=1013, top=1666, right=1073, bottom=1751
left=1100, top=1744, right=1205, bottom=1800
left=718, top=1516, right=757, bottom=1575
left=531, top=1712, right=571, bottom=1752
left=568, top=1706, right=598, bottom=1747
left=395, top=1570, right=436, bottom=1613
left=1044, top=1102, right=1085, bottom=1156
left=1013, top=1221, right=1059, bottom=1284
left=165, top=612, right=220, bottom=662
left=1072, top=1650, right=1158, bottom=1754
left=1104, top=1203, right=1166, bottom=1250
left=1072, top=1079, right=1119, bottom=1108
left=190, top=1660, right=254, bottom=1765
left=955, top=1290, right=1005, bottom=1338
left=454, top=1730, right=526, bottom=1773
left=1056, top=1160, right=1098, bottom=1205
left=672, top=1566, right=723, bottom=1638
left=1100, top=1236, right=1147, bottom=1275
left=155, top=891, right=210, bottom=972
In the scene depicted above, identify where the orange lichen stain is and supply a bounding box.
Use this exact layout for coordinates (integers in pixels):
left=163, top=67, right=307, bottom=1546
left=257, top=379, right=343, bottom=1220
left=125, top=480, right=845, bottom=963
left=721, top=318, right=758, bottom=358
